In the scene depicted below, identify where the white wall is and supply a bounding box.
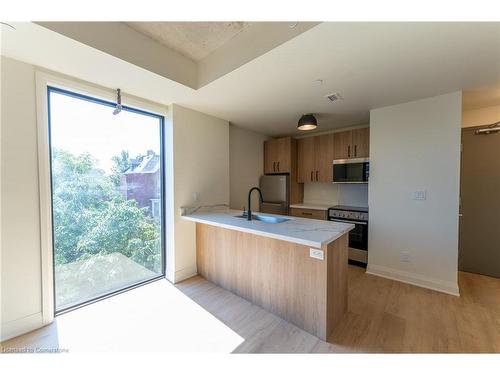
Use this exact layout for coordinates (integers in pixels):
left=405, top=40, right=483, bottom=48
left=229, top=125, right=269, bottom=212
left=170, top=104, right=229, bottom=282
left=367, top=92, right=462, bottom=295
left=462, top=105, right=500, bottom=128
left=1, top=57, right=44, bottom=340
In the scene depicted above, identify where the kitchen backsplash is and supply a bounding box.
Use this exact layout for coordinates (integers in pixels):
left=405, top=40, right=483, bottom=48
left=303, top=183, right=368, bottom=207
left=338, top=184, right=369, bottom=207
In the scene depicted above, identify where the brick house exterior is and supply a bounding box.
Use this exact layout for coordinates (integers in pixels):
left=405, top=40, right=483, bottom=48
left=120, top=151, right=161, bottom=219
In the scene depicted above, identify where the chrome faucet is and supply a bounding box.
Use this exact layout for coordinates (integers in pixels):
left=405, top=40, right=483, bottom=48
left=247, top=187, right=264, bottom=221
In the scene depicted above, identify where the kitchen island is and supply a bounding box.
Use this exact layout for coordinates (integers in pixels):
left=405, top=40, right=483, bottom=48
left=182, top=209, right=354, bottom=341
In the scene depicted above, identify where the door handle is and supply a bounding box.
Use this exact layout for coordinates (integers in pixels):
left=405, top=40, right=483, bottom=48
left=310, top=171, right=313, bottom=181
left=316, top=171, right=319, bottom=181
left=330, top=218, right=368, bottom=225
left=348, top=145, right=351, bottom=158
left=354, top=145, right=357, bottom=157
left=277, top=161, right=280, bottom=171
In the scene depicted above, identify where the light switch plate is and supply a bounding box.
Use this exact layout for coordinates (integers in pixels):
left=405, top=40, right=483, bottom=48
left=309, top=248, right=324, bottom=260
left=400, top=251, right=411, bottom=263
left=413, top=190, right=426, bottom=200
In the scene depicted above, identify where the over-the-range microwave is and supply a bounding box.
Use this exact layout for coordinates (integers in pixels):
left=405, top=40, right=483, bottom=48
left=332, top=158, right=369, bottom=183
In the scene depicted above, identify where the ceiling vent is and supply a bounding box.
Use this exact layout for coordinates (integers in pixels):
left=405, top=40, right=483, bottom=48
left=326, top=93, right=343, bottom=102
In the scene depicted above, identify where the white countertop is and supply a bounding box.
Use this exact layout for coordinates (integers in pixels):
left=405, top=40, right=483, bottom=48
left=289, top=203, right=333, bottom=211
left=181, top=208, right=354, bottom=248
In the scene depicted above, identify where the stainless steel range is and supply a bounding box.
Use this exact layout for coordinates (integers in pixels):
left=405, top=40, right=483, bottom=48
left=328, top=205, right=369, bottom=266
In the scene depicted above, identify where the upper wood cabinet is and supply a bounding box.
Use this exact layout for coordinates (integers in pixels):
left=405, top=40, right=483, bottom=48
left=333, top=128, right=369, bottom=160
left=264, top=136, right=292, bottom=174
left=333, top=130, right=352, bottom=160
left=297, top=136, right=315, bottom=182
left=297, top=134, right=334, bottom=183
left=351, top=127, right=370, bottom=158
left=315, top=133, right=335, bottom=182
left=263, top=136, right=304, bottom=205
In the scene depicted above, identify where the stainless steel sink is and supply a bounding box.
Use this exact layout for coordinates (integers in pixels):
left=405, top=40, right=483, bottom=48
left=234, top=214, right=290, bottom=224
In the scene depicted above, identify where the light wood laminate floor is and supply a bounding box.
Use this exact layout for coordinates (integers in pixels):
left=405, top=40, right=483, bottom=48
left=2, top=266, right=500, bottom=353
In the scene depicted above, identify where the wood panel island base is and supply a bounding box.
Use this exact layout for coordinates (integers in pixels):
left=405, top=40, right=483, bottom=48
left=195, top=223, right=349, bottom=341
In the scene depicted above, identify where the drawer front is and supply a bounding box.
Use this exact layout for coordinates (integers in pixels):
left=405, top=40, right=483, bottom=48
left=289, top=208, right=327, bottom=220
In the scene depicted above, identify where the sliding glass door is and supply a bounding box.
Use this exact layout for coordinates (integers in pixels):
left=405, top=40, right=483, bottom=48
left=47, top=87, right=165, bottom=313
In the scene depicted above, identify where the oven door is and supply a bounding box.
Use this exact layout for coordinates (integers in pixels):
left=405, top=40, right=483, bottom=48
left=329, top=218, right=368, bottom=251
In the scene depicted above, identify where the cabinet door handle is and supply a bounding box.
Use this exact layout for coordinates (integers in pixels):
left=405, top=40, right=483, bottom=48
left=273, top=161, right=276, bottom=172
left=348, top=145, right=351, bottom=158
left=277, top=161, right=280, bottom=171
left=310, top=171, right=313, bottom=181
left=316, top=171, right=319, bottom=181
left=354, top=145, right=357, bottom=157
left=302, top=212, right=313, bottom=216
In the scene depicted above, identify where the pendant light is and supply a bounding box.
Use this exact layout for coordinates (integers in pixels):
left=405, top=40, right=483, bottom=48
left=297, top=114, right=317, bottom=131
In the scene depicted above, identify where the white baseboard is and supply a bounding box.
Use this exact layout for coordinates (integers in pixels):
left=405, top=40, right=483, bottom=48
left=173, top=265, right=198, bottom=283
left=366, top=264, right=460, bottom=296
left=1, top=312, right=44, bottom=342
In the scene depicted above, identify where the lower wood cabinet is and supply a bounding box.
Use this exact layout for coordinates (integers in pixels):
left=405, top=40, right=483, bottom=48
left=289, top=208, right=327, bottom=220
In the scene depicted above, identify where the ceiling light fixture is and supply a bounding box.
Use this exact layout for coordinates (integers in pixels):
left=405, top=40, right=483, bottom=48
left=297, top=114, right=317, bottom=131
left=113, top=88, right=122, bottom=115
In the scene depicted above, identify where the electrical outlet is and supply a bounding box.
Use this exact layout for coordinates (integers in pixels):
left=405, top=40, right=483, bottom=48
left=400, top=251, right=411, bottom=263
left=309, top=248, right=324, bottom=260
left=413, top=190, right=426, bottom=200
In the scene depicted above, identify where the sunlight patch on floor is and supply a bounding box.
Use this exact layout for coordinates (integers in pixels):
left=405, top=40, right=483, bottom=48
left=53, top=279, right=244, bottom=352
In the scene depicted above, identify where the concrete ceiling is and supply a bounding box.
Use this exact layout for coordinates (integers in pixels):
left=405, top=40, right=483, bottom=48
left=125, top=22, right=252, bottom=61
left=3, top=22, right=500, bottom=136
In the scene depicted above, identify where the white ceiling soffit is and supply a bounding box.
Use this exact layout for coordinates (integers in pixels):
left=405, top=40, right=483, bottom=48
left=1, top=22, right=195, bottom=105
left=35, top=21, right=320, bottom=89
left=36, top=21, right=198, bottom=89
left=2, top=22, right=500, bottom=136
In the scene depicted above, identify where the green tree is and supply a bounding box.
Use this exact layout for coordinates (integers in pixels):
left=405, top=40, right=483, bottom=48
left=110, top=150, right=131, bottom=187
left=51, top=149, right=161, bottom=273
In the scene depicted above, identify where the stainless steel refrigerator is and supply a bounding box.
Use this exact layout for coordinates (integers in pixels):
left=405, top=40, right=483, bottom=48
left=259, top=175, right=289, bottom=215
